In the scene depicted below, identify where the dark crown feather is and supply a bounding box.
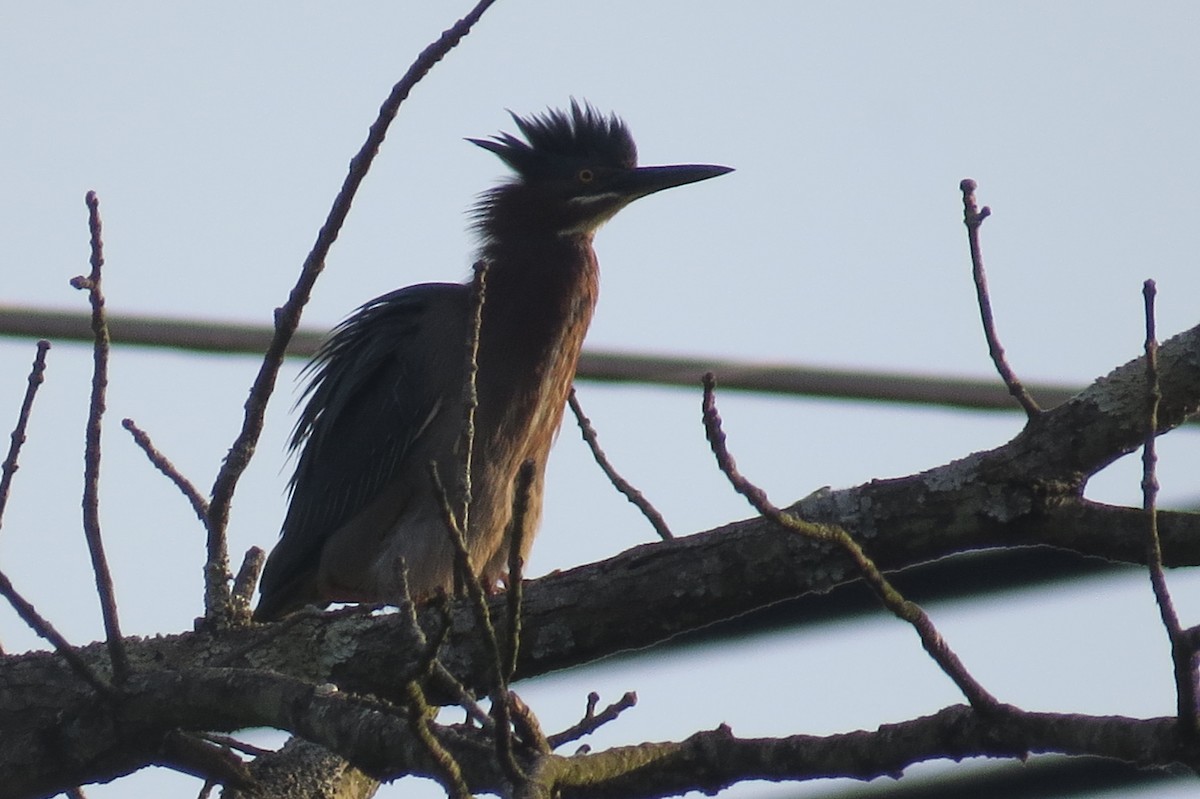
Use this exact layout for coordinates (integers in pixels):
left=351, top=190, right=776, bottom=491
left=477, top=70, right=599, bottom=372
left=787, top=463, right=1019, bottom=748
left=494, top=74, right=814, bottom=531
left=468, top=100, right=637, bottom=178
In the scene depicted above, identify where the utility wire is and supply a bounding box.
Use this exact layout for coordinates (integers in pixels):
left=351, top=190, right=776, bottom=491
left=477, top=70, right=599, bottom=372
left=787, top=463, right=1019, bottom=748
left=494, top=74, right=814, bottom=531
left=0, top=306, right=1080, bottom=411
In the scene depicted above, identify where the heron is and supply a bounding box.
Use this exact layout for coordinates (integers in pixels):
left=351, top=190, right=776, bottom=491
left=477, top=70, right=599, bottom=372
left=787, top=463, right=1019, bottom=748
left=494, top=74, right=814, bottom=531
left=255, top=101, right=730, bottom=621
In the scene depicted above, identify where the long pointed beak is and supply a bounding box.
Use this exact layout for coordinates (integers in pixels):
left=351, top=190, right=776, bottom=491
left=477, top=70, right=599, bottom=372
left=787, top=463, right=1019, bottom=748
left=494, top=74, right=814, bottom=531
left=618, top=163, right=733, bottom=201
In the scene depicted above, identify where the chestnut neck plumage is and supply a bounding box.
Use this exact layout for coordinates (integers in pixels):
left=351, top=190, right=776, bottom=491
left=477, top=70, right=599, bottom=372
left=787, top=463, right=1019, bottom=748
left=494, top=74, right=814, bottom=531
left=473, top=202, right=600, bottom=451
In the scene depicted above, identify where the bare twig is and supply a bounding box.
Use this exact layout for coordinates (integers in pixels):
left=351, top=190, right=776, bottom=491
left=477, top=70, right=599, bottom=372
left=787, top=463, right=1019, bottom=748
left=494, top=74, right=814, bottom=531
left=202, top=0, right=498, bottom=628
left=548, top=691, right=638, bottom=749
left=405, top=680, right=472, bottom=799
left=419, top=594, right=494, bottom=730
left=959, top=179, right=1040, bottom=418
left=0, top=339, right=50, bottom=532
left=230, top=546, right=266, bottom=623
left=0, top=567, right=111, bottom=695
left=568, top=389, right=673, bottom=540
left=71, top=190, right=128, bottom=683
left=430, top=464, right=523, bottom=782
left=431, top=480, right=487, bottom=631
left=195, top=732, right=274, bottom=758
left=461, top=262, right=524, bottom=786
left=701, top=373, right=999, bottom=712
left=157, top=729, right=256, bottom=790
left=505, top=459, right=535, bottom=682
left=435, top=257, right=527, bottom=786
left=456, top=261, right=489, bottom=542
left=433, top=661, right=494, bottom=730
left=122, top=417, right=210, bottom=523
left=1140, top=280, right=1196, bottom=734
left=509, top=692, right=550, bottom=754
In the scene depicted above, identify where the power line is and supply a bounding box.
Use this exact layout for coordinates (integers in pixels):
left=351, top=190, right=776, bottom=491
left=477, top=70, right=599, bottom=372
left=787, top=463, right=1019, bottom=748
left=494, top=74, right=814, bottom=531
left=0, top=305, right=1080, bottom=411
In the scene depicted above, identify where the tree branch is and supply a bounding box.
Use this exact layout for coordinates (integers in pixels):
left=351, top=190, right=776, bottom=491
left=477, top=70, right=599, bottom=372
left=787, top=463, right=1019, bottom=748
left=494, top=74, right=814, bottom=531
left=0, top=339, right=50, bottom=531
left=960, top=178, right=1040, bottom=417
left=568, top=389, right=673, bottom=540
left=6, top=313, right=1200, bottom=796
left=1139, top=280, right=1196, bottom=735
left=71, top=190, right=128, bottom=683
left=702, top=373, right=998, bottom=711
left=5, top=660, right=1194, bottom=799
left=201, top=0, right=498, bottom=628
left=121, top=418, right=210, bottom=524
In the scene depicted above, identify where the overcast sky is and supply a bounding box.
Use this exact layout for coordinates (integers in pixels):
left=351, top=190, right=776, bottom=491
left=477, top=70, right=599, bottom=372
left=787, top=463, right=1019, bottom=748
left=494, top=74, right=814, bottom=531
left=3, top=3, right=1200, bottom=797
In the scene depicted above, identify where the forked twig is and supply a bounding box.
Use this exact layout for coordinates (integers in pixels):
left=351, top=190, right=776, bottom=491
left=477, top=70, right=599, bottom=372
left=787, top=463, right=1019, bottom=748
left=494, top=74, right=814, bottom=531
left=71, top=190, right=128, bottom=683
left=392, top=534, right=476, bottom=796
left=959, top=179, right=1040, bottom=418
left=701, top=373, right=998, bottom=712
left=202, top=0, right=498, bottom=627
left=408, top=584, right=493, bottom=730
left=0, top=339, right=50, bottom=530
left=548, top=691, right=638, bottom=749
left=122, top=418, right=210, bottom=523
left=1139, top=280, right=1196, bottom=734
left=568, top=389, right=673, bottom=540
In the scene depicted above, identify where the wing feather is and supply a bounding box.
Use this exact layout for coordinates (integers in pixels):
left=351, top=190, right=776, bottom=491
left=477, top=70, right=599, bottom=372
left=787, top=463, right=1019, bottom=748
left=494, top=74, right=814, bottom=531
left=257, top=282, right=469, bottom=611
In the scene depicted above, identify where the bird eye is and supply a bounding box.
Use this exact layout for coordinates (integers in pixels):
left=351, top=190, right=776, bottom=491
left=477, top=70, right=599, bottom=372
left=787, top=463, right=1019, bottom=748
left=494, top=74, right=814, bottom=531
left=577, top=168, right=594, bottom=183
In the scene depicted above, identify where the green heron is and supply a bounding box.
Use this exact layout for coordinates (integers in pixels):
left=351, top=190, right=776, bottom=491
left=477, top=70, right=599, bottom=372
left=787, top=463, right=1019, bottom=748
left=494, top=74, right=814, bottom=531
left=254, top=102, right=730, bottom=621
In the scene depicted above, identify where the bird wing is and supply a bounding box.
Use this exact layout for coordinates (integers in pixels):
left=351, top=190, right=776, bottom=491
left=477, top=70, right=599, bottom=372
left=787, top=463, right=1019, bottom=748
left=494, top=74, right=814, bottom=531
left=257, top=282, right=469, bottom=612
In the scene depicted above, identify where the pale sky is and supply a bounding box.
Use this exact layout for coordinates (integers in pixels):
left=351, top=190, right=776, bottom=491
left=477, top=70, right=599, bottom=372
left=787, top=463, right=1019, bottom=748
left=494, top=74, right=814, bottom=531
left=2, top=3, right=1199, bottom=797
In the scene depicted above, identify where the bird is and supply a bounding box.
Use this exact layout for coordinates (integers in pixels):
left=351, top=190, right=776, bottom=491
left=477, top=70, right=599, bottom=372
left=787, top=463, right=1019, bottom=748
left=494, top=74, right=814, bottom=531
left=254, top=101, right=731, bottom=621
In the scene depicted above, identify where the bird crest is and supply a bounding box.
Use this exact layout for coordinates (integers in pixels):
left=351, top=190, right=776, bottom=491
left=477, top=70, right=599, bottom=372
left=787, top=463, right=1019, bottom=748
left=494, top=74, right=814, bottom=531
left=468, top=100, right=638, bottom=178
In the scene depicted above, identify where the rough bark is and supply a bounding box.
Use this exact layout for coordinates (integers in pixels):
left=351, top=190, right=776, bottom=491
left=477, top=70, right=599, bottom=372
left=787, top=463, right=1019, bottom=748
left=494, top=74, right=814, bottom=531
left=3, top=322, right=1200, bottom=798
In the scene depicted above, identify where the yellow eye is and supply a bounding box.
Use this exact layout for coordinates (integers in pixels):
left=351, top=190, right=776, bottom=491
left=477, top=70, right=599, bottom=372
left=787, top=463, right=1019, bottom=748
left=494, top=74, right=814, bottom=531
left=578, top=168, right=594, bottom=183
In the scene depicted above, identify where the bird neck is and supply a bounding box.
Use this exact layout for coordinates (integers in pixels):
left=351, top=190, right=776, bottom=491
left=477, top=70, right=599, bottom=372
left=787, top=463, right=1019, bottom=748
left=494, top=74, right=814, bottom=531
left=476, top=231, right=600, bottom=360
left=473, top=231, right=600, bottom=440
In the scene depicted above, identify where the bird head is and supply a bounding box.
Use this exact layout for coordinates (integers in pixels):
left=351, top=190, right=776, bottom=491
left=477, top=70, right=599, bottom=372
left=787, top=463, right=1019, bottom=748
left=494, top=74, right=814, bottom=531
left=469, top=100, right=731, bottom=239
